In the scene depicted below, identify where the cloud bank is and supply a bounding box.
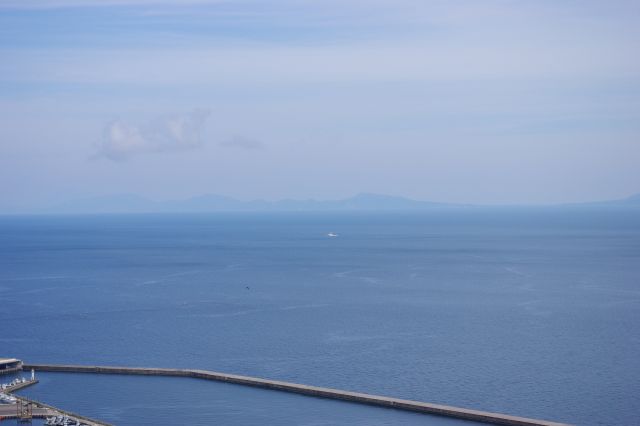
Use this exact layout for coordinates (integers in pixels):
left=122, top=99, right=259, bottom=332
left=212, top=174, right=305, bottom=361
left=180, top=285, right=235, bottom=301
left=97, top=109, right=210, bottom=161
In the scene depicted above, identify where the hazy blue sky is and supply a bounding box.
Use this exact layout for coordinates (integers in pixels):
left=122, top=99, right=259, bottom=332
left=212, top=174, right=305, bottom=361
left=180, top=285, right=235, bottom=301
left=1, top=0, right=639, bottom=210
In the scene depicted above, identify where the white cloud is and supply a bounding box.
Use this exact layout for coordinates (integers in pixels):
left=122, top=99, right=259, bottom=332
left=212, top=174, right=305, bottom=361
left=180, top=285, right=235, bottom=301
left=97, top=109, right=210, bottom=161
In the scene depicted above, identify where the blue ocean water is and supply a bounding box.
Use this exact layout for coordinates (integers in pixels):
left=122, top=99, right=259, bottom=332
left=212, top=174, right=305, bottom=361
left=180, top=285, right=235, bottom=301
left=1, top=209, right=639, bottom=425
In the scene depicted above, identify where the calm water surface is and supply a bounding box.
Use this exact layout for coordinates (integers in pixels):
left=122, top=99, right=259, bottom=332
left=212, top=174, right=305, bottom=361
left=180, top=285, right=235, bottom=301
left=1, top=209, right=639, bottom=425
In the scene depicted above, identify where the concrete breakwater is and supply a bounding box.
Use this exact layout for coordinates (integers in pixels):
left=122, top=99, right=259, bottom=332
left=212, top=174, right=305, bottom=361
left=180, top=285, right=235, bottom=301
left=24, top=363, right=570, bottom=426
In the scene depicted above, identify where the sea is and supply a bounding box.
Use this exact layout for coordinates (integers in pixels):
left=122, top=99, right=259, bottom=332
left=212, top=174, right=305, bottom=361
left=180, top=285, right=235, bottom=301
left=1, top=208, right=638, bottom=426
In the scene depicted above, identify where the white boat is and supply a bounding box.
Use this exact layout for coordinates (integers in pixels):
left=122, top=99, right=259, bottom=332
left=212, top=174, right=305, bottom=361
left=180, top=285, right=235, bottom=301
left=0, top=393, right=17, bottom=403
left=327, top=232, right=338, bottom=237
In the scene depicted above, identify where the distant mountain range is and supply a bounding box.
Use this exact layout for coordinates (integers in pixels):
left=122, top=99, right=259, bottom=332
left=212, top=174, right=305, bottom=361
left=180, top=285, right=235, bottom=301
left=36, top=192, right=640, bottom=214
left=47, top=193, right=450, bottom=213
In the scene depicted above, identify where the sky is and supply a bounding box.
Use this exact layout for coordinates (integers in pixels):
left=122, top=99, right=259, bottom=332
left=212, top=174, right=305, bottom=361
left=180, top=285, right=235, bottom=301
left=1, top=0, right=639, bottom=211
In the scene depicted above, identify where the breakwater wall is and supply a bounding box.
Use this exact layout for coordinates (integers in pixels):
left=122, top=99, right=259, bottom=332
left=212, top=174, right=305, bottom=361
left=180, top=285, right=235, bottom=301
left=23, top=363, right=569, bottom=426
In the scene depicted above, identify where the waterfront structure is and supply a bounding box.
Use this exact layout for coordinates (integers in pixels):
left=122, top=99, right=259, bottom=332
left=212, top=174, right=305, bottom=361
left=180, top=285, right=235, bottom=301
left=1, top=356, right=570, bottom=426
left=0, top=358, right=22, bottom=375
left=25, top=363, right=570, bottom=426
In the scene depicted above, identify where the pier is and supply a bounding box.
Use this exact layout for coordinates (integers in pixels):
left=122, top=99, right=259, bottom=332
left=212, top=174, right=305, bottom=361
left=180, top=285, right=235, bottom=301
left=1, top=378, right=39, bottom=393
left=23, top=363, right=570, bottom=426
